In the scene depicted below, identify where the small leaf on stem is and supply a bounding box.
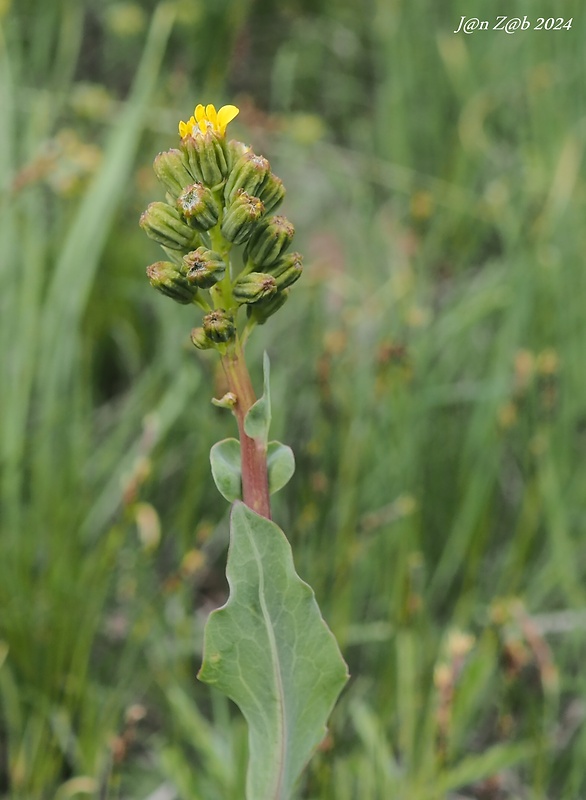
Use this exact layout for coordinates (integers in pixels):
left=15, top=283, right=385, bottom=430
left=244, top=351, right=271, bottom=443
left=210, top=438, right=242, bottom=502
left=267, top=441, right=295, bottom=495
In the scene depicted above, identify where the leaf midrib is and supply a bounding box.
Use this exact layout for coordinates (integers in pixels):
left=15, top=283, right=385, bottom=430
left=244, top=512, right=287, bottom=800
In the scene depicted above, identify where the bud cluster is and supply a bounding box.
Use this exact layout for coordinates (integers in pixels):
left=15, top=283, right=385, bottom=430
left=140, top=103, right=302, bottom=351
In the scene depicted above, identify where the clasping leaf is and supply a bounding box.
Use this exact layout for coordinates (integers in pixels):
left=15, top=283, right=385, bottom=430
left=210, top=438, right=241, bottom=502
left=198, top=502, right=349, bottom=800
left=244, top=351, right=271, bottom=443
left=210, top=438, right=295, bottom=500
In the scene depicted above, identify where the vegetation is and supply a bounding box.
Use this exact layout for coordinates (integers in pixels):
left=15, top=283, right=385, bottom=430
left=1, top=0, right=584, bottom=797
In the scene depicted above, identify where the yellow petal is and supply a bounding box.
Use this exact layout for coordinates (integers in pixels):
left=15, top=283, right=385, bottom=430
left=178, top=120, right=188, bottom=137
left=194, top=104, right=206, bottom=122
left=205, top=104, right=217, bottom=125
left=217, top=104, right=239, bottom=132
left=198, top=118, right=207, bottom=134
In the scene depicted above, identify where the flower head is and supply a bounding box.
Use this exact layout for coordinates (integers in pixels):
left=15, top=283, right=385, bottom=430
left=179, top=103, right=239, bottom=139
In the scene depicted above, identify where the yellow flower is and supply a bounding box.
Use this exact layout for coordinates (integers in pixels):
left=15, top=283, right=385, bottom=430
left=178, top=103, right=239, bottom=139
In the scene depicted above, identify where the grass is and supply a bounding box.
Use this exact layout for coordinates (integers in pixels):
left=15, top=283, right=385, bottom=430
left=1, top=0, right=586, bottom=797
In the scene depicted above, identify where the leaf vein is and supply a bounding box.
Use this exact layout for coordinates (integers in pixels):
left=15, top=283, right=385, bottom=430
left=242, top=511, right=287, bottom=799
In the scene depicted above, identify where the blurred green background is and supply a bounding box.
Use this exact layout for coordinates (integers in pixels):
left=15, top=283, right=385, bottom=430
left=1, top=0, right=586, bottom=797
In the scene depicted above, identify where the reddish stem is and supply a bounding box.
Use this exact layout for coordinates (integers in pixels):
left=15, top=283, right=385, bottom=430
left=221, top=342, right=271, bottom=519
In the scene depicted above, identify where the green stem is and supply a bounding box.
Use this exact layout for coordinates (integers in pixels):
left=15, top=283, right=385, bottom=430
left=209, top=222, right=235, bottom=310
left=221, top=339, right=271, bottom=519
left=240, top=316, right=257, bottom=347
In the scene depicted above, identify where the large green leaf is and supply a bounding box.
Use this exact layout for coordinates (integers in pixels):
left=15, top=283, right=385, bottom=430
left=198, top=502, right=349, bottom=800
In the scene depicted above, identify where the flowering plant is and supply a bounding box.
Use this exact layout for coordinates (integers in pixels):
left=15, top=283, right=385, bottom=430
left=140, top=102, right=348, bottom=800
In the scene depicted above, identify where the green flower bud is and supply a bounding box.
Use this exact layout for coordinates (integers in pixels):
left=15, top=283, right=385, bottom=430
left=182, top=128, right=229, bottom=188
left=153, top=149, right=194, bottom=199
left=245, top=214, right=295, bottom=267
left=232, top=272, right=278, bottom=304
left=146, top=261, right=197, bottom=304
left=182, top=247, right=226, bottom=289
left=268, top=251, right=303, bottom=290
left=190, top=326, right=213, bottom=350
left=176, top=183, right=220, bottom=231
left=221, top=190, right=265, bottom=245
left=224, top=151, right=271, bottom=204
left=140, top=202, right=199, bottom=251
left=226, top=139, right=250, bottom=171
left=257, top=172, right=285, bottom=213
left=203, top=308, right=236, bottom=343
left=246, top=289, right=290, bottom=325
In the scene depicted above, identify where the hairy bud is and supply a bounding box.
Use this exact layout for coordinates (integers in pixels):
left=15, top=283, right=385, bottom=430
left=232, top=272, right=278, bottom=304
left=221, top=190, right=265, bottom=245
left=146, top=261, right=197, bottom=304
left=226, top=139, right=250, bottom=171
left=257, top=172, right=286, bottom=213
left=203, top=309, right=235, bottom=343
left=140, top=202, right=199, bottom=251
left=182, top=129, right=229, bottom=188
left=177, top=183, right=220, bottom=231
left=245, top=215, right=295, bottom=267
left=153, top=149, right=194, bottom=198
left=246, top=289, right=290, bottom=325
left=224, top=151, right=271, bottom=204
left=190, top=326, right=213, bottom=350
left=269, top=252, right=303, bottom=290
left=182, top=247, right=226, bottom=289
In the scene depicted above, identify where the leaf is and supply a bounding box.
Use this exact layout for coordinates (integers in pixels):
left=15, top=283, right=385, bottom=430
left=38, top=3, right=176, bottom=410
left=267, top=442, right=295, bottom=495
left=210, top=438, right=242, bottom=502
left=244, top=351, right=271, bottom=443
left=198, top=503, right=349, bottom=800
left=436, top=741, right=534, bottom=794
left=211, top=438, right=294, bottom=503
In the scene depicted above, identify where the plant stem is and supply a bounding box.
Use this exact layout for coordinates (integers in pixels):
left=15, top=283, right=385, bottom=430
left=221, top=339, right=271, bottom=520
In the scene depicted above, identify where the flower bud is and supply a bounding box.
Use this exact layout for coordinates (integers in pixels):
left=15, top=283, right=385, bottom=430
left=268, top=251, right=303, bottom=290
left=221, top=190, right=265, bottom=245
left=247, top=289, right=290, bottom=325
left=176, top=183, right=220, bottom=231
left=190, top=326, right=213, bottom=350
left=153, top=149, right=194, bottom=198
left=226, top=139, right=250, bottom=171
left=232, top=272, right=278, bottom=304
left=245, top=215, right=295, bottom=267
left=182, top=247, right=226, bottom=289
left=224, top=151, right=271, bottom=204
left=182, top=129, right=229, bottom=188
left=203, top=309, right=235, bottom=343
left=146, top=262, right=197, bottom=304
left=257, top=172, right=285, bottom=213
left=140, top=202, right=199, bottom=251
